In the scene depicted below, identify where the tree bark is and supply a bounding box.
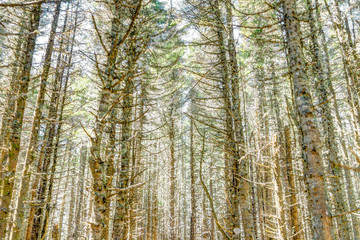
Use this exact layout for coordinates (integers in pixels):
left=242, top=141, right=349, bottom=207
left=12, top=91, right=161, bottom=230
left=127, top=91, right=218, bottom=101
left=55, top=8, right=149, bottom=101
left=306, top=0, right=351, bottom=238
left=168, top=111, right=176, bottom=240
left=0, top=4, right=42, bottom=238
left=10, top=3, right=63, bottom=238
left=89, top=2, right=124, bottom=238
left=189, top=118, right=196, bottom=240
left=73, top=146, right=87, bottom=239
left=282, top=0, right=332, bottom=239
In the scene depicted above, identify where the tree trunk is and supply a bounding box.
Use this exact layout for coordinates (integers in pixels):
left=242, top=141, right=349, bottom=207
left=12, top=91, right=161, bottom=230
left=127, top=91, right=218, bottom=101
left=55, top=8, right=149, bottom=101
left=284, top=126, right=301, bottom=239
left=306, top=0, right=351, bottom=238
left=113, top=65, right=135, bottom=240
left=282, top=0, right=332, bottom=238
left=189, top=118, right=196, bottom=240
left=67, top=172, right=76, bottom=238
left=0, top=20, right=25, bottom=153
left=10, top=3, right=63, bottom=238
left=212, top=1, right=242, bottom=237
left=0, top=4, right=42, bottom=238
left=26, top=31, right=69, bottom=239
left=58, top=144, right=72, bottom=240
left=89, top=2, right=123, bottom=238
left=168, top=114, right=176, bottom=240
left=73, top=146, right=87, bottom=239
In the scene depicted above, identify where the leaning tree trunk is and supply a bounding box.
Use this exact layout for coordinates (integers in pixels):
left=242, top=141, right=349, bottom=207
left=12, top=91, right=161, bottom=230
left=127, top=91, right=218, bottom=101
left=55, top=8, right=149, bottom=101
left=41, top=5, right=79, bottom=236
left=10, top=3, right=63, bottom=238
left=0, top=4, right=42, bottom=238
left=26, top=45, right=67, bottom=240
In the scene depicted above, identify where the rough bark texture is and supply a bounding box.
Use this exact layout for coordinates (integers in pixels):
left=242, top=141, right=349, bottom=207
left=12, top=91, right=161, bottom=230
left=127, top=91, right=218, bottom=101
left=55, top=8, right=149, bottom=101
left=0, top=4, right=41, bottom=238
left=306, top=0, right=351, bottom=238
left=212, top=1, right=243, bottom=237
left=0, top=21, right=25, bottom=155
left=10, top=3, right=62, bottom=238
left=283, top=0, right=332, bottom=239
left=89, top=2, right=123, bottom=238
left=225, top=1, right=252, bottom=238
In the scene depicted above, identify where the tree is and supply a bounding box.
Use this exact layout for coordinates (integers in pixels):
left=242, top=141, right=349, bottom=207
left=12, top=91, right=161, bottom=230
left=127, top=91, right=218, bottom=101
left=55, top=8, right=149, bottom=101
left=0, top=3, right=42, bottom=237
left=282, top=0, right=332, bottom=238
left=0, top=0, right=359, bottom=239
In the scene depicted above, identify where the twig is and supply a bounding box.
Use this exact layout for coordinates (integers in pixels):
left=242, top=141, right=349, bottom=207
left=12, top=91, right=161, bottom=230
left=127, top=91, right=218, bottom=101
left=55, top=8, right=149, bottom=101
left=332, top=208, right=360, bottom=218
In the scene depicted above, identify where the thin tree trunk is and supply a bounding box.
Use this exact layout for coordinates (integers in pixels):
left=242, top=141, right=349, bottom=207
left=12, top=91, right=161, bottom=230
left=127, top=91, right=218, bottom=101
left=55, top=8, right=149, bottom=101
left=271, top=135, right=287, bottom=240
left=189, top=118, right=196, bottom=240
left=284, top=126, right=301, bottom=239
left=57, top=143, right=72, bottom=240
left=168, top=114, right=176, bottom=240
left=67, top=172, right=76, bottom=238
left=73, top=146, right=87, bottom=239
left=151, top=166, right=158, bottom=240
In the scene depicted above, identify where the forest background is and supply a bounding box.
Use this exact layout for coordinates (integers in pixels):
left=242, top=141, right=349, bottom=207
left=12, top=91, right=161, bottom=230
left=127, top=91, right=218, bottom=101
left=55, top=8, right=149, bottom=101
left=0, top=0, right=359, bottom=239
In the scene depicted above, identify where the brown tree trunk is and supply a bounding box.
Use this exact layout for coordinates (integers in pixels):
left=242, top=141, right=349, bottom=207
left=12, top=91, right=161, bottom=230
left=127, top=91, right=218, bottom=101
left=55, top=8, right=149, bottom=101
left=284, top=126, right=301, bottom=239
left=225, top=1, right=252, bottom=238
left=269, top=61, right=288, bottom=240
left=89, top=2, right=124, bottom=238
left=73, top=146, right=87, bottom=239
left=42, top=5, right=79, bottom=237
left=314, top=1, right=360, bottom=237
left=168, top=113, right=176, bottom=240
left=151, top=162, right=159, bottom=240
left=67, top=172, right=76, bottom=238
left=0, top=20, right=25, bottom=153
left=189, top=118, right=196, bottom=240
left=282, top=0, right=332, bottom=238
left=212, top=1, right=242, bottom=237
left=26, top=28, right=70, bottom=238
left=57, top=144, right=72, bottom=240
left=10, top=3, right=63, bottom=238
left=113, top=64, right=135, bottom=240
left=0, top=4, right=42, bottom=238
left=306, top=0, right=351, bottom=238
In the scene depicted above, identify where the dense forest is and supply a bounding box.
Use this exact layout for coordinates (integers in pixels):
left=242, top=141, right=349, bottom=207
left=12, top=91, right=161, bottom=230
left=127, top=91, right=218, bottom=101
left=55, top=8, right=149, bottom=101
left=0, top=0, right=359, bottom=239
